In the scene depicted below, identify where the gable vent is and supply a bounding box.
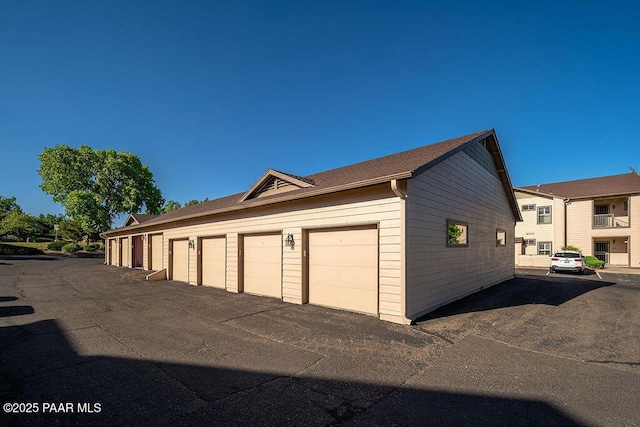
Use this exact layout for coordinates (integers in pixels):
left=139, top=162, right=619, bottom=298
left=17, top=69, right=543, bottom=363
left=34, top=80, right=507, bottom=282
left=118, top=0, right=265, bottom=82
left=254, top=177, right=294, bottom=198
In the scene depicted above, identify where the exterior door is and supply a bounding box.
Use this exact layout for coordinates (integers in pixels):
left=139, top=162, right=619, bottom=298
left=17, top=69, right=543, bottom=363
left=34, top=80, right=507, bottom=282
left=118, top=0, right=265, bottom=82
left=150, top=234, right=163, bottom=271
left=200, top=237, right=226, bottom=288
left=308, top=226, right=378, bottom=315
left=133, top=235, right=144, bottom=268
left=595, top=241, right=610, bottom=263
left=243, top=233, right=282, bottom=298
left=171, top=239, right=189, bottom=283
left=120, top=237, right=129, bottom=267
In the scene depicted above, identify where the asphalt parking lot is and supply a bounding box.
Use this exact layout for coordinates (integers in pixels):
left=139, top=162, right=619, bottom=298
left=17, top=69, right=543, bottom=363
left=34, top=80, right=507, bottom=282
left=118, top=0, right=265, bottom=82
left=1, top=258, right=639, bottom=426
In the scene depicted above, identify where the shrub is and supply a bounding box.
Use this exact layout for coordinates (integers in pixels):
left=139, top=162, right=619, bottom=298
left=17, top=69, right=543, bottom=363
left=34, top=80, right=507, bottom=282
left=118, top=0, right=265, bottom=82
left=0, top=243, right=44, bottom=256
left=561, top=245, right=582, bottom=252
left=84, top=243, right=100, bottom=252
left=583, top=256, right=605, bottom=269
left=47, top=241, right=67, bottom=251
left=62, top=243, right=81, bottom=253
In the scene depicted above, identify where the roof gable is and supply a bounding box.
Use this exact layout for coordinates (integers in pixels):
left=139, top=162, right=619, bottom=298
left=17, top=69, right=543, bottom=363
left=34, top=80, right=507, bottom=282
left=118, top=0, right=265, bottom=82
left=105, top=129, right=522, bottom=234
left=123, top=213, right=159, bottom=227
left=238, top=169, right=314, bottom=202
left=517, top=173, right=640, bottom=199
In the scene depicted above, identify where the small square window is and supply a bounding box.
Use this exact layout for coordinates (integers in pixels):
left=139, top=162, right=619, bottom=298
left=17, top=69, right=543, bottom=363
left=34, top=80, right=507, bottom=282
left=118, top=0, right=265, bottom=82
left=496, top=230, right=506, bottom=246
left=522, top=204, right=536, bottom=212
left=447, top=220, right=468, bottom=246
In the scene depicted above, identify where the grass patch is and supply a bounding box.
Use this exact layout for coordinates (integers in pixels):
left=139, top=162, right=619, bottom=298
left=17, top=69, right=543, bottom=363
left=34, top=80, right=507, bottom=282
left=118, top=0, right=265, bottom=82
left=0, top=243, right=45, bottom=255
left=3, top=241, right=49, bottom=250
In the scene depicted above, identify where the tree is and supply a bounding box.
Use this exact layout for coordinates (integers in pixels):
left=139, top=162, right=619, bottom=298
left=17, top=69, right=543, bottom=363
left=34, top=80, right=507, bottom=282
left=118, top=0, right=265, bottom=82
left=0, top=211, right=40, bottom=240
left=163, top=200, right=182, bottom=212
left=447, top=223, right=463, bottom=245
left=38, top=213, right=66, bottom=229
left=58, top=219, right=85, bottom=242
left=38, top=145, right=164, bottom=234
left=0, top=196, right=21, bottom=221
left=184, top=197, right=209, bottom=207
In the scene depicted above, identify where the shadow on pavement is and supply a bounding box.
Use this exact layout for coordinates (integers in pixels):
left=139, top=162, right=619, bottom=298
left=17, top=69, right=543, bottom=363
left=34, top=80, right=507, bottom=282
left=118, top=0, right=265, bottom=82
left=0, top=297, right=19, bottom=302
left=0, top=319, right=583, bottom=426
left=0, top=305, right=34, bottom=318
left=419, top=275, right=615, bottom=320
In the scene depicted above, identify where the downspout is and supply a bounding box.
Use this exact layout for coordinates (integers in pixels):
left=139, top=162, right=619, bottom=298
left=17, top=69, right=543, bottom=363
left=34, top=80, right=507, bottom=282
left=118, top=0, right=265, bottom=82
left=390, top=179, right=411, bottom=324
left=563, top=198, right=570, bottom=248
left=391, top=179, right=407, bottom=199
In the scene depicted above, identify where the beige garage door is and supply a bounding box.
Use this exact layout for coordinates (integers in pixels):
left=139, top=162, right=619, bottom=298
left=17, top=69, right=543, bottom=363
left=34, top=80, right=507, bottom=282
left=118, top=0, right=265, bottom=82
left=201, top=237, right=225, bottom=288
left=150, top=234, right=163, bottom=270
left=120, top=237, right=129, bottom=267
left=308, top=227, right=378, bottom=315
left=171, top=239, right=189, bottom=283
left=243, top=233, right=282, bottom=298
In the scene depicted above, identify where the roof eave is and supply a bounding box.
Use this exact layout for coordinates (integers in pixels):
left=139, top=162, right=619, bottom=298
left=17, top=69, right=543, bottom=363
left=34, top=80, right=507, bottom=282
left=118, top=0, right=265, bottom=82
left=102, top=171, right=412, bottom=236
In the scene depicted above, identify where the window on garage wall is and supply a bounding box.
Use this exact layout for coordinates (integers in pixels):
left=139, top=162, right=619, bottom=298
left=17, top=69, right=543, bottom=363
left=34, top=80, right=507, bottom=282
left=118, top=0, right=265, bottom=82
left=447, top=220, right=468, bottom=247
left=496, top=229, right=506, bottom=246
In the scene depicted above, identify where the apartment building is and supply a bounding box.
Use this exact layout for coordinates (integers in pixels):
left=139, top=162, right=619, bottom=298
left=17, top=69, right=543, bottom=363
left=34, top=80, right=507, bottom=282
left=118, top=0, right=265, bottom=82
left=515, top=172, right=640, bottom=267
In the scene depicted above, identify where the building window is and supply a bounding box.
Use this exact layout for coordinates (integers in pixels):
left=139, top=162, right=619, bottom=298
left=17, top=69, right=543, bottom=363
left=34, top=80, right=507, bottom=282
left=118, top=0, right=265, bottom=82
left=537, top=206, right=552, bottom=224
left=447, top=220, right=468, bottom=246
left=524, top=239, right=536, bottom=246
left=496, top=230, right=506, bottom=246
left=594, top=204, right=609, bottom=215
left=538, top=241, right=552, bottom=255
left=522, top=204, right=536, bottom=212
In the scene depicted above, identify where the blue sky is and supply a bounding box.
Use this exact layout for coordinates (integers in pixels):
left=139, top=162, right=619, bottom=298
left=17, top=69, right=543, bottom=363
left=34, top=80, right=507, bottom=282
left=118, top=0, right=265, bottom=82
left=2, top=1, right=639, bottom=225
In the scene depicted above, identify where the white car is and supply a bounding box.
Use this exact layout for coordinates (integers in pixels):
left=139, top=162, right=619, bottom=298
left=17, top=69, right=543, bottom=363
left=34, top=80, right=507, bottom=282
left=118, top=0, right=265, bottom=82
left=549, top=251, right=585, bottom=273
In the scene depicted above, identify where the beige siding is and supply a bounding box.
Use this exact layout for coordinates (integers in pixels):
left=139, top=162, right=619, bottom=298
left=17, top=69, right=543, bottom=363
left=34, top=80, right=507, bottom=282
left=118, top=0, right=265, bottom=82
left=405, top=149, right=516, bottom=319
left=631, top=196, right=640, bottom=267
left=566, top=200, right=593, bottom=255
left=514, top=193, right=559, bottom=255
left=565, top=197, right=639, bottom=266
left=142, top=234, right=149, bottom=270
left=153, top=186, right=402, bottom=315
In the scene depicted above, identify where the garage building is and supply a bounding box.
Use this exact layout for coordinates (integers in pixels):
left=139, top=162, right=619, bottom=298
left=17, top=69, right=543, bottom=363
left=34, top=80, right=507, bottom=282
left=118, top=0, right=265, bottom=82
left=103, top=129, right=521, bottom=324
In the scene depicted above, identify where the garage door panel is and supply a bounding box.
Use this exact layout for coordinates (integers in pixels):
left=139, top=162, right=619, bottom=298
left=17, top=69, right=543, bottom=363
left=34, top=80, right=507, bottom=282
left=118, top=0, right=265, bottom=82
left=201, top=237, right=225, bottom=288
left=172, top=240, right=189, bottom=283
left=244, top=234, right=282, bottom=298
left=151, top=234, right=163, bottom=270
left=309, top=265, right=377, bottom=290
left=309, top=227, right=378, bottom=315
left=309, top=228, right=377, bottom=246
left=310, top=246, right=378, bottom=268
left=310, top=284, right=378, bottom=315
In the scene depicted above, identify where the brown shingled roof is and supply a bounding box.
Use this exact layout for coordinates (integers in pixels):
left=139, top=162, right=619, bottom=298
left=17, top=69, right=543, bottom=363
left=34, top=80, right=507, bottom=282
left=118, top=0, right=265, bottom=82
left=105, top=129, right=519, bottom=235
left=130, top=213, right=159, bottom=223
left=518, top=173, right=640, bottom=199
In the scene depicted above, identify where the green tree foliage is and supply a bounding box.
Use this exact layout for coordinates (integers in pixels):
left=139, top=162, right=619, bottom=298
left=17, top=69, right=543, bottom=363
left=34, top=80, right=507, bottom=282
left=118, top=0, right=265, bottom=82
left=38, top=145, right=164, bottom=234
left=163, top=200, right=182, bottom=212
left=0, top=210, right=40, bottom=240
left=38, top=213, right=66, bottom=229
left=561, top=245, right=582, bottom=252
left=0, top=196, right=21, bottom=221
left=447, top=223, right=463, bottom=245
left=183, top=198, right=210, bottom=207
left=58, top=219, right=85, bottom=242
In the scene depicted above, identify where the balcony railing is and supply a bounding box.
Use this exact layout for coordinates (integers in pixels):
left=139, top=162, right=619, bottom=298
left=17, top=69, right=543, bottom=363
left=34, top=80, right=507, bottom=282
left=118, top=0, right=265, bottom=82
left=593, top=214, right=629, bottom=228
